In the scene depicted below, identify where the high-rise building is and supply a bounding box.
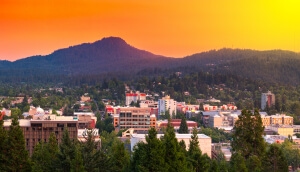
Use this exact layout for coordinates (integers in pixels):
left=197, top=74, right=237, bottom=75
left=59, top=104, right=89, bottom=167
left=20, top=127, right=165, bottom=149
left=125, top=91, right=146, bottom=106
left=158, top=95, right=177, bottom=118
left=261, top=91, right=275, bottom=110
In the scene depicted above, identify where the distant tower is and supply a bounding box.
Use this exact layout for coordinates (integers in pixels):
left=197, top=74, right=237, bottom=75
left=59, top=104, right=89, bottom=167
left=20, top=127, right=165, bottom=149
left=261, top=91, right=275, bottom=110
left=158, top=95, right=177, bottom=119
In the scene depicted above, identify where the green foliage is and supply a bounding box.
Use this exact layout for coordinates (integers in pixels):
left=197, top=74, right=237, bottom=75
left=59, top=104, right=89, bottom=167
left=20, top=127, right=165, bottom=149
left=80, top=130, right=109, bottom=172
left=56, top=129, right=79, bottom=171
left=188, top=127, right=210, bottom=172
left=131, top=127, right=167, bottom=172
left=0, top=119, right=8, bottom=171
left=109, top=140, right=130, bottom=172
left=199, top=127, right=231, bottom=143
left=162, top=119, right=189, bottom=172
left=232, top=109, right=266, bottom=160
left=31, top=133, right=59, bottom=172
left=178, top=115, right=188, bottom=134
left=6, top=116, right=31, bottom=171
left=263, top=144, right=288, bottom=172
left=230, top=152, right=248, bottom=172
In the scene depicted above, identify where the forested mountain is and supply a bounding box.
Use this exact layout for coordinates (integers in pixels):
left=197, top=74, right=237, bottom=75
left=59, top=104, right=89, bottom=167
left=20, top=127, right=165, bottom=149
left=1, top=37, right=300, bottom=86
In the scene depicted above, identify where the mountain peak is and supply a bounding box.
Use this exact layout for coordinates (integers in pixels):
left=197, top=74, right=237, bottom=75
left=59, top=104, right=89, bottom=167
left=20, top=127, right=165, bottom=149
left=95, top=36, right=128, bottom=46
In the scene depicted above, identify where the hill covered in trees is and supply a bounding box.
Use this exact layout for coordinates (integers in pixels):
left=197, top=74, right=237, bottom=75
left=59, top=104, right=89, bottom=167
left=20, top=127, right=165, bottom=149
left=1, top=37, right=300, bottom=86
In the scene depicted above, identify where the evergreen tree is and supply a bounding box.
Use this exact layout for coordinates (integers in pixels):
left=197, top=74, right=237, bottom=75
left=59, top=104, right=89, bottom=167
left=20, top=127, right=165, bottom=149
left=6, top=115, right=31, bottom=171
left=31, top=133, right=59, bottom=172
left=71, top=144, right=85, bottom=172
left=131, top=142, right=148, bottom=172
left=109, top=140, right=130, bottom=172
left=56, top=129, right=78, bottom=171
left=232, top=109, right=266, bottom=161
left=162, top=119, right=188, bottom=172
left=188, top=127, right=210, bottom=172
left=178, top=115, right=188, bottom=134
left=145, top=127, right=167, bottom=171
left=0, top=119, right=8, bottom=171
left=80, top=129, right=108, bottom=172
left=263, top=144, right=288, bottom=172
left=230, top=152, right=248, bottom=172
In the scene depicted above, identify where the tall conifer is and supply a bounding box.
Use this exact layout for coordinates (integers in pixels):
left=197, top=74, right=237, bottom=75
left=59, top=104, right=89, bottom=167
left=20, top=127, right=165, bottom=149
left=179, top=115, right=188, bottom=134
left=6, top=116, right=31, bottom=171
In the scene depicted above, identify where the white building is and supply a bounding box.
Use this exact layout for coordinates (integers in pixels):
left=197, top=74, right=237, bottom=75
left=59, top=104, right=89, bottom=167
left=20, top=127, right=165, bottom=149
left=158, top=95, right=177, bottom=118
left=125, top=91, right=146, bottom=106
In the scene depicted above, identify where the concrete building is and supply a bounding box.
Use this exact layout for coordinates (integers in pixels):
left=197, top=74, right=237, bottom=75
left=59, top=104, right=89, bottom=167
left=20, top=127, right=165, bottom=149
left=158, top=95, right=177, bottom=118
left=266, top=125, right=294, bottom=137
left=3, top=118, right=78, bottom=155
left=113, top=107, right=156, bottom=132
left=261, top=91, right=275, bottom=110
left=125, top=91, right=146, bottom=106
left=130, top=133, right=211, bottom=157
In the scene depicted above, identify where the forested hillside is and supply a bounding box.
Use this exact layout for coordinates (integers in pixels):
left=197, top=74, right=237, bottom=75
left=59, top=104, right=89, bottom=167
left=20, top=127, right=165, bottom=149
left=1, top=37, right=300, bottom=86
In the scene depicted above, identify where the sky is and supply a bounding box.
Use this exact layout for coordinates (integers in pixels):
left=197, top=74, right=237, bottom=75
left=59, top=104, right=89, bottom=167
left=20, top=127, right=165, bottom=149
left=1, top=0, right=300, bottom=61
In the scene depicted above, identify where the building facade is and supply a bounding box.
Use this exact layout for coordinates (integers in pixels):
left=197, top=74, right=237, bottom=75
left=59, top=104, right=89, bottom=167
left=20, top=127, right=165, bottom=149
left=261, top=91, right=275, bottom=110
left=125, top=91, right=146, bottom=106
left=158, top=95, right=177, bottom=118
left=113, top=107, right=156, bottom=132
left=3, top=118, right=78, bottom=155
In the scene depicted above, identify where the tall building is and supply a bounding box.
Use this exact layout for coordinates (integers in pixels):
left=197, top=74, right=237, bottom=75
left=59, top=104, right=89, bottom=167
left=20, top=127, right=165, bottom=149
left=158, top=95, right=177, bottom=118
left=3, top=117, right=78, bottom=155
left=261, top=91, right=275, bottom=110
left=125, top=91, right=146, bottom=106
left=113, top=107, right=156, bottom=132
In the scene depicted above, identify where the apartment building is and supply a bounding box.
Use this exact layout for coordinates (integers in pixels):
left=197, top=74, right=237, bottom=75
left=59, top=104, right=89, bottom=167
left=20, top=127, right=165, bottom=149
left=3, top=117, right=78, bottom=155
left=125, top=91, right=146, bottom=106
left=113, top=107, right=156, bottom=132
left=158, top=95, right=177, bottom=118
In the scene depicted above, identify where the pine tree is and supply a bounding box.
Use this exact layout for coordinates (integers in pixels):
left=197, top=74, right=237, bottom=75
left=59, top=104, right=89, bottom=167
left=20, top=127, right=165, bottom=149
left=6, top=115, right=31, bottom=171
left=232, top=109, right=266, bottom=161
left=109, top=140, right=130, bottom=172
left=263, top=144, right=288, bottom=172
left=56, top=129, right=78, bottom=171
left=162, top=119, right=188, bottom=172
left=80, top=129, right=108, bottom=172
left=71, top=144, right=85, bottom=172
left=188, top=127, right=210, bottom=172
left=145, top=127, right=167, bottom=171
left=0, top=119, right=8, bottom=171
left=178, top=115, right=188, bottom=134
left=230, top=152, right=248, bottom=172
left=31, top=132, right=59, bottom=172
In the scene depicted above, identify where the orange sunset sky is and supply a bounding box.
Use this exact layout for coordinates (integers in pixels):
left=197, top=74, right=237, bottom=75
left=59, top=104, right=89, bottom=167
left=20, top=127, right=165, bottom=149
left=1, top=0, right=300, bottom=61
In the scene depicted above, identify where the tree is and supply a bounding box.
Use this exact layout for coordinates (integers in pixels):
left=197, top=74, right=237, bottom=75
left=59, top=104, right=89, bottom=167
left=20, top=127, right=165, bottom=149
left=280, top=139, right=300, bottom=171
left=232, top=109, right=266, bottom=161
left=80, top=129, right=109, bottom=172
left=6, top=115, right=31, bottom=171
left=130, top=127, right=167, bottom=172
left=188, top=127, right=210, bottom=172
left=109, top=140, right=130, bottom=172
left=263, top=144, right=288, bottom=172
left=0, top=119, right=8, bottom=171
left=162, top=119, right=188, bottom=172
left=178, top=115, right=188, bottom=134
left=230, top=152, right=248, bottom=172
left=56, top=129, right=79, bottom=171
